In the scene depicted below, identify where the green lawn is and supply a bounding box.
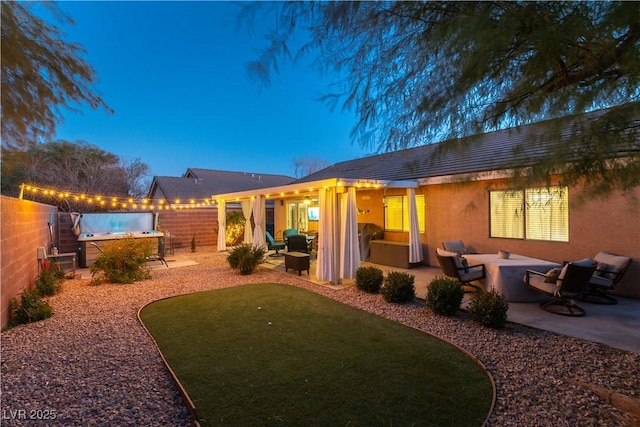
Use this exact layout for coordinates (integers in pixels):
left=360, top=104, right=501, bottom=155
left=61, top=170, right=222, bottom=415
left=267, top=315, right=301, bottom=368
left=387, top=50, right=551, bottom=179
left=140, top=284, right=493, bottom=426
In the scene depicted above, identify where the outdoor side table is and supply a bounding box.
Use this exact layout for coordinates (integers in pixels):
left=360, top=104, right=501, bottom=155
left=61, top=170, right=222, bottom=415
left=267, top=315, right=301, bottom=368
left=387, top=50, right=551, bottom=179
left=284, top=251, right=310, bottom=276
left=46, top=252, right=77, bottom=276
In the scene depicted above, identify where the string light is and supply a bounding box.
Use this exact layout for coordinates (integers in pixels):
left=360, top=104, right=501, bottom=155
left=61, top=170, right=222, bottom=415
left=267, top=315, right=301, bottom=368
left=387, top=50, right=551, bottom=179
left=18, top=183, right=214, bottom=211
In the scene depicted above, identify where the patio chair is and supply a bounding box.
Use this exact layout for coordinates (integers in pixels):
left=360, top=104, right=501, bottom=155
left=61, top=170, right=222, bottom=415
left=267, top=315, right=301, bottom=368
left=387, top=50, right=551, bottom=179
left=435, top=248, right=485, bottom=292
left=525, top=259, right=596, bottom=317
left=265, top=231, right=286, bottom=257
left=287, top=234, right=310, bottom=253
left=442, top=240, right=476, bottom=255
left=579, top=252, right=633, bottom=305
left=283, top=229, right=299, bottom=240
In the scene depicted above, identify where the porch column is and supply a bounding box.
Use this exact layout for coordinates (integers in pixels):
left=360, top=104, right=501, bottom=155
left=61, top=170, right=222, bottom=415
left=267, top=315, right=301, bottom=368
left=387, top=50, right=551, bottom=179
left=217, top=199, right=226, bottom=252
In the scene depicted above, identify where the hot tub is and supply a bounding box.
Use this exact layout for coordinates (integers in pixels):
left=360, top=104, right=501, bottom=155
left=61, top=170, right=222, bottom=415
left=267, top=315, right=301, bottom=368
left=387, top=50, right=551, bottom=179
left=75, top=213, right=164, bottom=267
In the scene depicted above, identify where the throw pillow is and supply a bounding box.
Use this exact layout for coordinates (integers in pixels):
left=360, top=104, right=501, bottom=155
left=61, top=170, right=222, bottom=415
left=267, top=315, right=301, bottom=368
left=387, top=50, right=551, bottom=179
left=544, top=268, right=560, bottom=283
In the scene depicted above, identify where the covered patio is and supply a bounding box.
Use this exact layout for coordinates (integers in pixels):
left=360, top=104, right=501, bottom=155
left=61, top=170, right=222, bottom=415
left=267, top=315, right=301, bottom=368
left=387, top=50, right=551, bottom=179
left=214, top=178, right=424, bottom=286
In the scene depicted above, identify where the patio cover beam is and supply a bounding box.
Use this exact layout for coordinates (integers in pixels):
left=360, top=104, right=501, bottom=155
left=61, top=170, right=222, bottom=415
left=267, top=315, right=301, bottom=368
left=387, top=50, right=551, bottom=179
left=212, top=178, right=419, bottom=201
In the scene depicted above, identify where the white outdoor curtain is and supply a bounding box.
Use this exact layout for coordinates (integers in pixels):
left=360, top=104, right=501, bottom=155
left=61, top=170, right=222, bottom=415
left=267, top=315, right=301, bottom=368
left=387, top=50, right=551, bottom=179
left=241, top=200, right=253, bottom=244
left=316, top=186, right=338, bottom=284
left=407, top=188, right=424, bottom=263
left=340, top=186, right=360, bottom=279
left=252, top=196, right=266, bottom=250
left=216, top=200, right=226, bottom=252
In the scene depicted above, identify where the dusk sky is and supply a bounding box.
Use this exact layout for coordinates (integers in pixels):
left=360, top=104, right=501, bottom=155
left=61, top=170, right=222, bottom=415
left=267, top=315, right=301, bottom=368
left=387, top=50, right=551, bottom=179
left=43, top=1, right=371, bottom=179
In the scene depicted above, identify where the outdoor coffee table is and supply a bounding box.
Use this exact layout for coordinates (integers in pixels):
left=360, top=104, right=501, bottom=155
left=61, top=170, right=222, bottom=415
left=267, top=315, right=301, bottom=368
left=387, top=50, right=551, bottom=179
left=284, top=251, right=310, bottom=276
left=463, top=253, right=561, bottom=302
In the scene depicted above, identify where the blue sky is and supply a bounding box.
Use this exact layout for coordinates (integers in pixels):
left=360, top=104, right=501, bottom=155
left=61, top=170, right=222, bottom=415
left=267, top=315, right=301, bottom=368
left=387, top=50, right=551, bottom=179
left=44, top=1, right=370, bottom=179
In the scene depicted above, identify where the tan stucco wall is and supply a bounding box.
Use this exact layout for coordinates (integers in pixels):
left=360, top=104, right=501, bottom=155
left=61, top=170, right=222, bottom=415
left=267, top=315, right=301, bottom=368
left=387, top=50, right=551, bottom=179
left=1, top=196, right=59, bottom=328
left=275, top=180, right=639, bottom=299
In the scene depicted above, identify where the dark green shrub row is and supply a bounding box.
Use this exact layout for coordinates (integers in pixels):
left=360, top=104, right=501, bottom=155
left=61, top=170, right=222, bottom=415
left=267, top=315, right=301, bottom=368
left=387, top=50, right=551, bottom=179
left=90, top=236, right=154, bottom=284
left=355, top=266, right=384, bottom=293
left=467, top=290, right=509, bottom=329
left=426, top=276, right=464, bottom=316
left=426, top=276, right=509, bottom=328
left=227, top=243, right=267, bottom=275
left=381, top=271, right=416, bottom=303
left=355, top=266, right=415, bottom=303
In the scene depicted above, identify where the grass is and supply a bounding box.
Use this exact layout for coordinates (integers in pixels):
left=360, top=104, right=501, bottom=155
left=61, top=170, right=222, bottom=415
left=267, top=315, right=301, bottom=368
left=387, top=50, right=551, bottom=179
left=140, top=284, right=493, bottom=426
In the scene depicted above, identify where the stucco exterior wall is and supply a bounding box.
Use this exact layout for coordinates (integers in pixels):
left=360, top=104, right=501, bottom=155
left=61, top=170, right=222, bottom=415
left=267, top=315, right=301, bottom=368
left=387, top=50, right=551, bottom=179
left=1, top=196, right=58, bottom=328
left=421, top=179, right=639, bottom=297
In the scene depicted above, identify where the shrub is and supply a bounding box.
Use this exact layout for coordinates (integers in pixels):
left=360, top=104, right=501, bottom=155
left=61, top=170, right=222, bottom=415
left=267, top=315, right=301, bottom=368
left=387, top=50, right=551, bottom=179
left=355, top=266, right=384, bottom=293
left=426, top=276, right=464, bottom=316
left=36, top=260, right=64, bottom=296
left=90, top=236, right=153, bottom=284
left=381, top=271, right=415, bottom=303
left=467, top=289, right=509, bottom=329
left=9, top=290, right=54, bottom=326
left=227, top=243, right=266, bottom=275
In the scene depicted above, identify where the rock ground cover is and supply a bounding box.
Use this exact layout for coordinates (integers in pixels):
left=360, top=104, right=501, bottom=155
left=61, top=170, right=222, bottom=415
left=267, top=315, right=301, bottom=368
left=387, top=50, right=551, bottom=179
left=1, top=249, right=639, bottom=426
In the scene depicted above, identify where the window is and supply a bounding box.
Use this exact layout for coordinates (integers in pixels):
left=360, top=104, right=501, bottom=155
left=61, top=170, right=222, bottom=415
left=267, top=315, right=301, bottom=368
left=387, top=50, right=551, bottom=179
left=383, top=194, right=425, bottom=232
left=490, top=187, right=569, bottom=242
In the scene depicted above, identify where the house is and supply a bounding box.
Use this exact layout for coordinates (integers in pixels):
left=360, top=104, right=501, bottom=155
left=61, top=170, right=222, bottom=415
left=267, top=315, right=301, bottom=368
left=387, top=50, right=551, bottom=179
left=212, top=110, right=640, bottom=298
left=147, top=168, right=294, bottom=248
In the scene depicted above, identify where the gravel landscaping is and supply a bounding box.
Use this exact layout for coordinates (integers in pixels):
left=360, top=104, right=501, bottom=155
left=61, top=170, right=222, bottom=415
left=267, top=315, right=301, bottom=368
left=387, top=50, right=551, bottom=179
left=2, top=249, right=639, bottom=426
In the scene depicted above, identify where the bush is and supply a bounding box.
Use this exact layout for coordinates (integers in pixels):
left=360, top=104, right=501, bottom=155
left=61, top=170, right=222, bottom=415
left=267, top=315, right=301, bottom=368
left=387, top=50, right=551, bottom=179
left=355, top=266, right=384, bottom=293
left=36, top=260, right=64, bottom=296
left=90, top=236, right=154, bottom=284
left=9, top=290, right=54, bottom=326
left=426, top=276, right=464, bottom=316
left=227, top=243, right=266, bottom=275
left=467, top=289, right=509, bottom=329
left=381, top=271, right=415, bottom=303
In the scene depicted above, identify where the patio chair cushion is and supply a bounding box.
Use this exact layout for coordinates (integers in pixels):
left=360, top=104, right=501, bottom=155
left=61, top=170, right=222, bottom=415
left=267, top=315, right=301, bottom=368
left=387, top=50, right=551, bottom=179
left=593, top=252, right=631, bottom=280
left=528, top=275, right=558, bottom=295
left=436, top=248, right=467, bottom=271
left=459, top=266, right=484, bottom=282
left=442, top=240, right=469, bottom=255
left=557, top=258, right=594, bottom=285
left=589, top=274, right=614, bottom=289
left=544, top=268, right=561, bottom=283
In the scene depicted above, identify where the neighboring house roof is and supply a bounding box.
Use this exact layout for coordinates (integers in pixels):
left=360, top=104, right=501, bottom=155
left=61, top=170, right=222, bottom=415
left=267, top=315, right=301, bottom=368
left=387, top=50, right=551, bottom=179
left=147, top=169, right=295, bottom=203
left=295, top=107, right=638, bottom=184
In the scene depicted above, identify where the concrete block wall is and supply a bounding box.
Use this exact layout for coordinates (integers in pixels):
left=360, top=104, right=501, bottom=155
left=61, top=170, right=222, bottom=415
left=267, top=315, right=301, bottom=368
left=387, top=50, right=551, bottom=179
left=157, top=209, right=219, bottom=249
left=1, top=196, right=58, bottom=328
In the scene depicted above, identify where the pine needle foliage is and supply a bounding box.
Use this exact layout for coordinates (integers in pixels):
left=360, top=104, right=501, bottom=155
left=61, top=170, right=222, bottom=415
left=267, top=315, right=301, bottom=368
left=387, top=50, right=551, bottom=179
left=243, top=2, right=640, bottom=194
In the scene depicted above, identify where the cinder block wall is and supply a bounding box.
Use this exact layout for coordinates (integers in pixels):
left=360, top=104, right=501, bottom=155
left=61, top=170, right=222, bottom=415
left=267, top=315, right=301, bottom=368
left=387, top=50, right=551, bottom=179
left=1, top=196, right=58, bottom=328
left=157, top=209, right=219, bottom=249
